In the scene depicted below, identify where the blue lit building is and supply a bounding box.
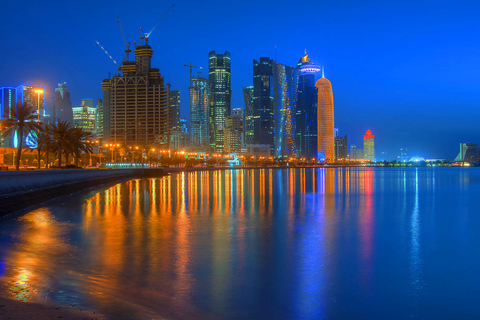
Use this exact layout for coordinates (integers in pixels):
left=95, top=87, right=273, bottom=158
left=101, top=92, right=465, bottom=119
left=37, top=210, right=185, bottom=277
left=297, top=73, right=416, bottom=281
left=0, top=87, right=16, bottom=120
left=16, top=84, right=45, bottom=122
left=273, top=62, right=298, bottom=158
left=296, top=50, right=320, bottom=159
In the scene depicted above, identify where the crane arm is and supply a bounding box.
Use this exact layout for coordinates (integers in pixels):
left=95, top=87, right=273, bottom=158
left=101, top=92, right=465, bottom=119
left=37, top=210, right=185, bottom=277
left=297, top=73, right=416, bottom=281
left=117, top=17, right=128, bottom=49
left=146, top=4, right=174, bottom=38
left=94, top=39, right=119, bottom=66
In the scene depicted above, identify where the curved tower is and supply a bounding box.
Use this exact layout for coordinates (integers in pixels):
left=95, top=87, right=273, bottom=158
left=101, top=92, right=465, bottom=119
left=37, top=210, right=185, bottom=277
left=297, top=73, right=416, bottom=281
left=316, top=70, right=334, bottom=162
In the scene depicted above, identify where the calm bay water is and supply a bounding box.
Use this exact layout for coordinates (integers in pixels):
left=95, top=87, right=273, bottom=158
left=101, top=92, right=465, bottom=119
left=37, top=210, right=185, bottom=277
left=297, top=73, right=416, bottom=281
left=1, top=168, right=480, bottom=319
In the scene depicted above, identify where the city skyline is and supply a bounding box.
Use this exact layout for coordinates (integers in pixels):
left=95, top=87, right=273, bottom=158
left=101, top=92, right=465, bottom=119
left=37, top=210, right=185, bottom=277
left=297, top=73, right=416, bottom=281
left=1, top=0, right=479, bottom=159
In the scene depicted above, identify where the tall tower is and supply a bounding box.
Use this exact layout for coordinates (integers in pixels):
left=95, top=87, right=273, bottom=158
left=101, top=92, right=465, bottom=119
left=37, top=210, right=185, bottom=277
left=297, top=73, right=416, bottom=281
left=190, top=76, right=210, bottom=147
left=296, top=49, right=320, bottom=159
left=100, top=43, right=170, bottom=147
left=52, top=83, right=72, bottom=124
left=242, top=86, right=254, bottom=145
left=252, top=57, right=274, bottom=152
left=208, top=50, right=231, bottom=153
left=363, top=130, right=375, bottom=161
left=169, top=90, right=181, bottom=132
left=0, top=87, right=16, bottom=120
left=273, top=62, right=297, bottom=158
left=316, top=70, right=334, bottom=162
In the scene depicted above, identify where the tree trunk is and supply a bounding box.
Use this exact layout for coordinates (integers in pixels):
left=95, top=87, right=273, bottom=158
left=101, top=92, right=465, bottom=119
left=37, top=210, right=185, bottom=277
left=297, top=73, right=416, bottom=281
left=15, top=130, right=23, bottom=171
left=37, top=149, right=41, bottom=169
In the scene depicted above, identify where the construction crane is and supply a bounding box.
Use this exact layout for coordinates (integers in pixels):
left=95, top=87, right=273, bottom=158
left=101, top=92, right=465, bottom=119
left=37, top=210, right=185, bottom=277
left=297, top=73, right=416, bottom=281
left=117, top=17, right=131, bottom=61
left=183, top=63, right=204, bottom=86
left=140, top=4, right=174, bottom=45
left=94, top=39, right=120, bottom=73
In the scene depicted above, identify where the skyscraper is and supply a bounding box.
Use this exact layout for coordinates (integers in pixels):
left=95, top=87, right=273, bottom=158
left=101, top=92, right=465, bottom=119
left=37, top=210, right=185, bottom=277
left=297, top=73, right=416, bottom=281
left=224, top=115, right=243, bottom=154
left=363, top=129, right=375, bottom=161
left=232, top=107, right=245, bottom=148
left=296, top=50, right=320, bottom=159
left=252, top=57, right=274, bottom=152
left=190, top=75, right=210, bottom=147
left=273, top=62, right=297, bottom=158
left=169, top=90, right=180, bottom=132
left=96, top=99, right=103, bottom=140
left=208, top=50, right=231, bottom=153
left=242, top=86, right=254, bottom=145
left=316, top=70, right=334, bottom=162
left=72, top=105, right=96, bottom=133
left=334, top=134, right=348, bottom=160
left=52, top=82, right=72, bottom=124
left=17, top=84, right=45, bottom=122
left=101, top=43, right=170, bottom=147
left=0, top=87, right=16, bottom=119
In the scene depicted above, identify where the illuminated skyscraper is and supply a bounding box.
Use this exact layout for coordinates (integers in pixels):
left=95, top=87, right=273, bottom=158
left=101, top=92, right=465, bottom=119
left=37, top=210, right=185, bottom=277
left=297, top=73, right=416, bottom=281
left=190, top=76, right=210, bottom=147
left=273, top=62, right=297, bottom=158
left=72, top=105, right=97, bottom=133
left=252, top=57, right=274, bottom=152
left=363, top=129, right=375, bottom=161
left=296, top=50, right=320, bottom=159
left=52, top=82, right=72, bottom=124
left=316, top=70, right=334, bottom=162
left=169, top=90, right=181, bottom=132
left=242, top=86, right=254, bottom=144
left=224, top=115, right=243, bottom=153
left=208, top=50, right=231, bottom=153
left=0, top=87, right=16, bottom=119
left=334, top=134, right=348, bottom=160
left=17, top=84, right=45, bottom=122
left=101, top=44, right=170, bottom=147
left=96, top=99, right=103, bottom=140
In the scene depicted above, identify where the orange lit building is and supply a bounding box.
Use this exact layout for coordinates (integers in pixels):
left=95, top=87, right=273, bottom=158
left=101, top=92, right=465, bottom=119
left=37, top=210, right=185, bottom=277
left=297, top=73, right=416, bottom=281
left=316, top=71, right=334, bottom=162
left=363, top=129, right=375, bottom=161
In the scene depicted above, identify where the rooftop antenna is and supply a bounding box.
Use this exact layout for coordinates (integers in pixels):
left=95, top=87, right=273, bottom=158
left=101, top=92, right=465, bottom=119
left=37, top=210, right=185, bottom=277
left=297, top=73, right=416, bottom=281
left=322, top=65, right=325, bottom=78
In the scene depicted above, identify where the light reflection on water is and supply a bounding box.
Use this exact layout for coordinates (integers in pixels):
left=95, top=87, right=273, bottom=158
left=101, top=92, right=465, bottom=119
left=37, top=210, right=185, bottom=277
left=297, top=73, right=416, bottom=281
left=0, top=168, right=480, bottom=319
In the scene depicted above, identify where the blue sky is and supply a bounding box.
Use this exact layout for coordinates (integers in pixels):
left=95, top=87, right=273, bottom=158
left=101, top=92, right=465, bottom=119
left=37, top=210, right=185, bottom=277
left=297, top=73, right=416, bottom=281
left=1, top=0, right=479, bottom=160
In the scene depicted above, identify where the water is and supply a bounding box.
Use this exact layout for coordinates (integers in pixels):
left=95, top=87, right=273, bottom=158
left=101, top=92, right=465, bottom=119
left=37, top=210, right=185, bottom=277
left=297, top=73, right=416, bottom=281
left=1, top=168, right=480, bottom=319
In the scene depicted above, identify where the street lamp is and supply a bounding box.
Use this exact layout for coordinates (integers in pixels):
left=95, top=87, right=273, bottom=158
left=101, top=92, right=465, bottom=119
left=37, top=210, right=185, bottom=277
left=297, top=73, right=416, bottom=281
left=34, top=89, right=43, bottom=122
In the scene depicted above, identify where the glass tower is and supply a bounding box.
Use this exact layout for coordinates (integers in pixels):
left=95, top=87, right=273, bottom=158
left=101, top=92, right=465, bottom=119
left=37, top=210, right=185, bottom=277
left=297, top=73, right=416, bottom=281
left=273, top=62, right=298, bottom=158
left=208, top=50, right=231, bottom=153
left=363, top=130, right=375, bottom=161
left=17, top=84, right=46, bottom=122
left=296, top=50, right=320, bottom=159
left=242, top=86, right=254, bottom=145
left=0, top=87, right=16, bottom=120
left=190, top=76, right=210, bottom=147
left=252, top=57, right=274, bottom=152
left=52, top=82, right=72, bottom=124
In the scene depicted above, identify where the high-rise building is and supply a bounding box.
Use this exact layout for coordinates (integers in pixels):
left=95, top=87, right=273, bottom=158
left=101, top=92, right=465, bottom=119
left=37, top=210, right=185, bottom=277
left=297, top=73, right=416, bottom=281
left=350, top=144, right=357, bottom=160
left=189, top=76, right=210, bottom=147
left=96, top=99, right=103, bottom=140
left=171, top=118, right=189, bottom=151
left=242, top=86, right=254, bottom=145
left=316, top=70, right=334, bottom=162
left=334, top=134, right=348, bottom=160
left=363, top=129, right=375, bottom=161
left=72, top=105, right=97, bottom=133
left=208, top=50, right=231, bottom=153
left=169, top=90, right=181, bottom=132
left=252, top=57, right=274, bottom=152
left=101, top=43, right=170, bottom=147
left=0, top=87, right=16, bottom=119
left=232, top=107, right=245, bottom=149
left=17, top=84, right=45, bottom=122
left=296, top=50, right=320, bottom=159
left=224, top=115, right=243, bottom=154
left=273, top=62, right=297, bottom=158
left=52, top=82, right=72, bottom=124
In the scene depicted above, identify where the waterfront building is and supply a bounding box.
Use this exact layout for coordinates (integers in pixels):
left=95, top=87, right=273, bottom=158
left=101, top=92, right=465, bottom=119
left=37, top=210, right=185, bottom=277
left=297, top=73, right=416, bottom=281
left=170, top=118, right=188, bottom=151
left=350, top=144, right=357, bottom=160
left=101, top=43, right=170, bottom=147
left=208, top=50, right=231, bottom=153
left=72, top=104, right=97, bottom=133
left=335, top=134, right=348, bottom=160
left=454, top=143, right=480, bottom=164
left=232, top=107, right=245, bottom=150
left=190, top=75, right=210, bottom=147
left=95, top=99, right=103, bottom=140
left=0, top=87, right=16, bottom=119
left=295, top=50, right=320, bottom=159
left=242, top=86, right=254, bottom=145
left=169, top=90, right=181, bottom=132
left=52, top=82, right=72, bottom=124
left=273, top=62, right=297, bottom=158
left=224, top=115, right=243, bottom=153
left=17, top=84, right=45, bottom=122
left=252, top=57, right=274, bottom=152
left=316, top=70, right=334, bottom=162
left=363, top=129, right=375, bottom=161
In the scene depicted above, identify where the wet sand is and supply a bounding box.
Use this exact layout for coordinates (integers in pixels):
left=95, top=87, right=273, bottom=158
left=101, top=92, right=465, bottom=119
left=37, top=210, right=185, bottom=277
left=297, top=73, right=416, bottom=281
left=0, top=297, right=103, bottom=320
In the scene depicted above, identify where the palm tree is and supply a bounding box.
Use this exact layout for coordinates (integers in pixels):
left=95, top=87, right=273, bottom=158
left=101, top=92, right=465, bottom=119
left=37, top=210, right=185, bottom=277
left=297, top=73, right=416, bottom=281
left=67, top=127, right=93, bottom=167
left=36, top=130, right=53, bottom=169
left=49, top=121, right=72, bottom=167
left=3, top=101, right=42, bottom=170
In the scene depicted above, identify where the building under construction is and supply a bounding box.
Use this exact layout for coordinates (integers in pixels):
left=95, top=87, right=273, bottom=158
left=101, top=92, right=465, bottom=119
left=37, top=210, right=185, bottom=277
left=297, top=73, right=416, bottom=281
left=100, top=43, right=171, bottom=147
